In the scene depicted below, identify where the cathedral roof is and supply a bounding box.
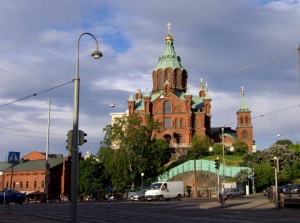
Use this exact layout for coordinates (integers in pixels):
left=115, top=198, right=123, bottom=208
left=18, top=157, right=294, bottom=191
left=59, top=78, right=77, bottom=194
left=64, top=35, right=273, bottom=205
left=238, top=86, right=250, bottom=111
left=155, top=22, right=183, bottom=70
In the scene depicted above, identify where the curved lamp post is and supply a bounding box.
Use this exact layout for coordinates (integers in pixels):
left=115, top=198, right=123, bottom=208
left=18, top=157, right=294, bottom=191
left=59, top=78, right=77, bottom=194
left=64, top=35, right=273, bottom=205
left=70, top=32, right=102, bottom=223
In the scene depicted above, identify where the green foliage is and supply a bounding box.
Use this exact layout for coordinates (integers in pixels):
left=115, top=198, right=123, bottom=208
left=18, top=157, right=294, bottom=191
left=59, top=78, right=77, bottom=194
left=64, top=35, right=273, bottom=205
left=99, top=113, right=169, bottom=191
left=253, top=162, right=274, bottom=191
left=242, top=143, right=300, bottom=187
left=232, top=140, right=248, bottom=155
left=291, top=143, right=300, bottom=155
left=234, top=169, right=250, bottom=183
left=78, top=156, right=109, bottom=196
left=187, top=135, right=214, bottom=159
left=212, top=143, right=223, bottom=155
left=275, top=139, right=293, bottom=148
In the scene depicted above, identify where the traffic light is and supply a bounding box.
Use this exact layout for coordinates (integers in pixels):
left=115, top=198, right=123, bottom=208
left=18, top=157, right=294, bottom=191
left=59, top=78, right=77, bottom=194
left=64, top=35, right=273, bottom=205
left=78, top=130, right=87, bottom=145
left=66, top=130, right=74, bottom=151
left=215, top=157, right=220, bottom=169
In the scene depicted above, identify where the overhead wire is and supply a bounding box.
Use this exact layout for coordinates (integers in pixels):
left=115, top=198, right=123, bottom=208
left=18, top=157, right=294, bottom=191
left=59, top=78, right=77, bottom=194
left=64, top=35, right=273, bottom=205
left=0, top=46, right=299, bottom=146
left=0, top=80, right=74, bottom=109
left=222, top=103, right=300, bottom=126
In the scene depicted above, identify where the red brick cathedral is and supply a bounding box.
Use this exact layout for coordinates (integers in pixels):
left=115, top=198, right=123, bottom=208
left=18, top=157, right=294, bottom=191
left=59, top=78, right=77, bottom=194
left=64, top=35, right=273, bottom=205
left=127, top=23, right=254, bottom=153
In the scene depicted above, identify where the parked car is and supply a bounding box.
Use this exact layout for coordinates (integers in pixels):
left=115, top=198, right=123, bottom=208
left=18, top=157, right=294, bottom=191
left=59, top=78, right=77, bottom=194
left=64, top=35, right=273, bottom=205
left=0, top=189, right=26, bottom=204
left=225, top=188, right=244, bottom=199
left=282, top=184, right=300, bottom=195
left=107, top=193, right=123, bottom=201
left=26, top=192, right=46, bottom=204
left=128, top=189, right=146, bottom=201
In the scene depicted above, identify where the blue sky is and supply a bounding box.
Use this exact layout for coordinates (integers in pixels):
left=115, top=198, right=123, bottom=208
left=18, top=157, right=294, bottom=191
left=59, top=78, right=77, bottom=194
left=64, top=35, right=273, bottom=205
left=0, top=0, right=299, bottom=161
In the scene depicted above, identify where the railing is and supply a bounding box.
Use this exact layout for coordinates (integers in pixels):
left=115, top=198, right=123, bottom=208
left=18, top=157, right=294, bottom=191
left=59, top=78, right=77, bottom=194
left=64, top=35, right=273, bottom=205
left=156, top=159, right=251, bottom=182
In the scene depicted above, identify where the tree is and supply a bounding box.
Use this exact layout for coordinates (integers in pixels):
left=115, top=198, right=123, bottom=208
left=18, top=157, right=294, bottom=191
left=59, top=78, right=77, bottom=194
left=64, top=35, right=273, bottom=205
left=253, top=162, right=274, bottom=191
left=291, top=143, right=300, bottom=155
left=242, top=143, right=300, bottom=187
left=232, top=140, right=248, bottom=155
left=78, top=156, right=109, bottom=197
left=99, top=113, right=169, bottom=190
left=275, top=139, right=293, bottom=148
left=212, top=143, right=223, bottom=155
left=187, top=135, right=214, bottom=159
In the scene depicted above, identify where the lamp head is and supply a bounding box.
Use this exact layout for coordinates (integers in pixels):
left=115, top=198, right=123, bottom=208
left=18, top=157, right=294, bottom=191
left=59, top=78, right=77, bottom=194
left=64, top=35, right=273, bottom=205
left=91, top=50, right=103, bottom=59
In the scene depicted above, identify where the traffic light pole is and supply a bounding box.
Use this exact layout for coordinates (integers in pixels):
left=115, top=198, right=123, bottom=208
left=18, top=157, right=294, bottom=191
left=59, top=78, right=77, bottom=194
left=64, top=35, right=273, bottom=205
left=274, top=157, right=279, bottom=209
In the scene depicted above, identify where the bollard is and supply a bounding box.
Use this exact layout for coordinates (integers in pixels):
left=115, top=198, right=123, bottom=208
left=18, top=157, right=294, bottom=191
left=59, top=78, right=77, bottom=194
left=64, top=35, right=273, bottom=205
left=279, top=192, right=284, bottom=208
left=107, top=199, right=110, bottom=210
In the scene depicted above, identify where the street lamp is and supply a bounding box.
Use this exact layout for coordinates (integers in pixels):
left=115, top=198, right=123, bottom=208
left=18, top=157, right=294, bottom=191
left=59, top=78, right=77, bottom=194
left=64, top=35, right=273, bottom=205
left=273, top=156, right=279, bottom=209
left=194, top=146, right=197, bottom=198
left=141, top=173, right=144, bottom=189
left=70, top=32, right=102, bottom=223
left=221, top=127, right=226, bottom=182
left=0, top=171, right=3, bottom=191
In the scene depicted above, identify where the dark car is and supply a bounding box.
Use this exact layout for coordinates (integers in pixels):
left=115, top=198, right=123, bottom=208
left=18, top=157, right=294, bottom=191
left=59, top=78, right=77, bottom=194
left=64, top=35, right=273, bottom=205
left=282, top=184, right=300, bottom=195
left=107, top=193, right=123, bottom=201
left=26, top=192, right=46, bottom=204
left=128, top=189, right=146, bottom=201
left=225, top=188, right=244, bottom=199
left=0, top=189, right=26, bottom=204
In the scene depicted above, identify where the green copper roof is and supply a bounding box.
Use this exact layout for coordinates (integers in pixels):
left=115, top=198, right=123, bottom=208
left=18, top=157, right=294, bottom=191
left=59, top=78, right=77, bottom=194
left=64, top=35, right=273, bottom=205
left=155, top=25, right=183, bottom=70
left=128, top=93, right=134, bottom=102
left=144, top=88, right=150, bottom=97
left=238, top=87, right=250, bottom=111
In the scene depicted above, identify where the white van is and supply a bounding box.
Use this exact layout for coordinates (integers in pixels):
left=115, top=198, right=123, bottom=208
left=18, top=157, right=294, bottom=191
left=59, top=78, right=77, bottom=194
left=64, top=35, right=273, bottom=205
left=145, top=181, right=184, bottom=201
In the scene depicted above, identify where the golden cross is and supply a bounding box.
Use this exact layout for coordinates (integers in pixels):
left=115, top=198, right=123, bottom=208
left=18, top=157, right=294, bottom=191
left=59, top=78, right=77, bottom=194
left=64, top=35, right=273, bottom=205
left=167, top=22, right=171, bottom=35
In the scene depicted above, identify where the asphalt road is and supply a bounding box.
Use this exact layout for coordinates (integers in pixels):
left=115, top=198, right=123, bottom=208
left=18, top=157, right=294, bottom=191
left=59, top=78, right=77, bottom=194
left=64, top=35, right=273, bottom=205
left=0, top=195, right=299, bottom=223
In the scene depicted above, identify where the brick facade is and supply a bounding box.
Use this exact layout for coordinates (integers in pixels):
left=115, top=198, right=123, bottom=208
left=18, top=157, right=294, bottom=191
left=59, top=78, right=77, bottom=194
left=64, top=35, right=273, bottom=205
left=127, top=26, right=254, bottom=153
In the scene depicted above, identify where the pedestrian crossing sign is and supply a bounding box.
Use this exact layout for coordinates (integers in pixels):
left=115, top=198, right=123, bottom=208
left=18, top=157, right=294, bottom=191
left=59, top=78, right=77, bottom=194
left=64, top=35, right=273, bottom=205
left=7, top=151, right=20, bottom=164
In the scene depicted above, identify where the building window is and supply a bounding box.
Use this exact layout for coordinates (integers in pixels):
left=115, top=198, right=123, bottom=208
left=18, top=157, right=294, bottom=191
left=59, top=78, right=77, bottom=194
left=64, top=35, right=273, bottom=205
left=13, top=182, right=15, bottom=189
left=159, top=72, right=164, bottom=88
left=181, top=119, right=185, bottom=128
left=164, top=101, right=172, bottom=114
left=164, top=118, right=172, bottom=128
left=175, top=119, right=180, bottom=128
left=6, top=182, right=8, bottom=188
left=243, top=130, right=248, bottom=139
left=20, top=181, right=23, bottom=188
left=42, top=181, right=45, bottom=188
left=34, top=181, right=37, bottom=188
left=175, top=134, right=182, bottom=144
left=26, top=181, right=29, bottom=188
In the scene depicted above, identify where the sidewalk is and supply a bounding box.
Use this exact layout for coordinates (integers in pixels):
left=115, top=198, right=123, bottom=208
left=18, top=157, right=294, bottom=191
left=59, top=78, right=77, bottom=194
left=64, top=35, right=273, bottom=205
left=199, top=196, right=276, bottom=210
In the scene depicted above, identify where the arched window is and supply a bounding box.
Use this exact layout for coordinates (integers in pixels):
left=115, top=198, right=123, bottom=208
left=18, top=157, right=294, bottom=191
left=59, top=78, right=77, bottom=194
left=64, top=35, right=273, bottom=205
left=243, top=130, right=248, bottom=139
left=164, top=101, right=172, bottom=114
left=159, top=72, right=164, bottom=88
left=174, top=72, right=178, bottom=88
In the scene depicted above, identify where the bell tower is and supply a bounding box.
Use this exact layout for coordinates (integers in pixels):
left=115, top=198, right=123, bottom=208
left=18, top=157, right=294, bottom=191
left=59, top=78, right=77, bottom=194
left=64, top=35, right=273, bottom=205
left=236, top=87, right=253, bottom=151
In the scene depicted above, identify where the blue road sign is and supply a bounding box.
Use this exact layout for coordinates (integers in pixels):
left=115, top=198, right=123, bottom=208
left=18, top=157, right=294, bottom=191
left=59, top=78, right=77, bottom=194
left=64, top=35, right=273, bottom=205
left=7, top=151, right=20, bottom=164
left=107, top=185, right=113, bottom=193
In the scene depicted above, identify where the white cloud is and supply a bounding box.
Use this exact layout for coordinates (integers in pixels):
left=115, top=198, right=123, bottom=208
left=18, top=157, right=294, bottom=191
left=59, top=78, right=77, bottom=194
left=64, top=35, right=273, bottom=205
left=0, top=0, right=299, bottom=160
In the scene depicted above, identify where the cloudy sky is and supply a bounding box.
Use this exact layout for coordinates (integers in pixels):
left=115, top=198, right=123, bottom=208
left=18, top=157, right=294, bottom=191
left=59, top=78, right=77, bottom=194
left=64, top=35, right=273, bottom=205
left=0, top=0, right=299, bottom=161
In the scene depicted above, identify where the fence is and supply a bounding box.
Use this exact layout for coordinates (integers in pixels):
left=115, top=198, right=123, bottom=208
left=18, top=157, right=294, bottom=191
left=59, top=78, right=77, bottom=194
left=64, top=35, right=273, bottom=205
left=156, top=159, right=251, bottom=182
